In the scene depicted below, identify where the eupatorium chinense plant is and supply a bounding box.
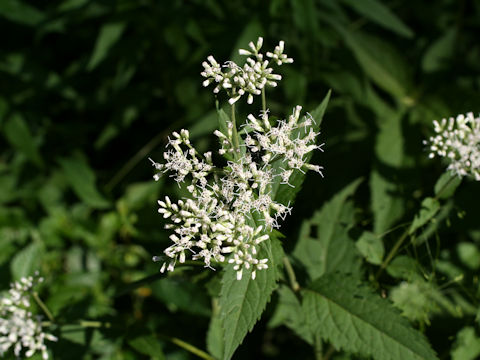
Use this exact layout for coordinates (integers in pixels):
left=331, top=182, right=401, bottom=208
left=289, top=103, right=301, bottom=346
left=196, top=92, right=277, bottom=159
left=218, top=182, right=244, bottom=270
left=149, top=38, right=328, bottom=280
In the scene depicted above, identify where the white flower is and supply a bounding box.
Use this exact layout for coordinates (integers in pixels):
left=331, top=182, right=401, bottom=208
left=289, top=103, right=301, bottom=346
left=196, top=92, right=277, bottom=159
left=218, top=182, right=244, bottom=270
left=0, top=275, right=57, bottom=359
left=200, top=37, right=292, bottom=105
left=425, top=112, right=480, bottom=180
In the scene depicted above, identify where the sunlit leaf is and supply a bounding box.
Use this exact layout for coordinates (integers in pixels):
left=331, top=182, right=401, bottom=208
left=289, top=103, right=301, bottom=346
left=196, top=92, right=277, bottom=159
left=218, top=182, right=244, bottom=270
left=218, top=236, right=283, bottom=360
left=303, top=273, right=438, bottom=360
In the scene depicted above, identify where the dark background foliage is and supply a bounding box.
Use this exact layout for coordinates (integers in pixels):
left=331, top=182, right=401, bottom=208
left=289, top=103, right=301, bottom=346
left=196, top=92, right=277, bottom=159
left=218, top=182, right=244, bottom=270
left=1, top=0, right=479, bottom=359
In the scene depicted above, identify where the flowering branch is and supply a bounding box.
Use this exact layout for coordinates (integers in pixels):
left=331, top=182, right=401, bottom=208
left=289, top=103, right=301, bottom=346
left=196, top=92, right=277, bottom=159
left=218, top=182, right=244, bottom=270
left=150, top=38, right=325, bottom=280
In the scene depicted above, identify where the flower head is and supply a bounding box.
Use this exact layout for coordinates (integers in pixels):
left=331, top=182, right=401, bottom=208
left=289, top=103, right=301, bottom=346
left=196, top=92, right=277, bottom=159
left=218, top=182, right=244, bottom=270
left=425, top=112, right=480, bottom=180
left=0, top=275, right=57, bottom=359
left=201, top=37, right=292, bottom=105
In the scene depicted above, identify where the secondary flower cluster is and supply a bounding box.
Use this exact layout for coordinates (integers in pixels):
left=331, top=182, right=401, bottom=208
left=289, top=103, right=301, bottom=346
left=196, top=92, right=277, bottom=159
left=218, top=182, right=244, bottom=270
left=425, top=112, right=480, bottom=180
left=150, top=106, right=323, bottom=280
left=0, top=275, right=57, bottom=359
left=201, top=37, right=293, bottom=105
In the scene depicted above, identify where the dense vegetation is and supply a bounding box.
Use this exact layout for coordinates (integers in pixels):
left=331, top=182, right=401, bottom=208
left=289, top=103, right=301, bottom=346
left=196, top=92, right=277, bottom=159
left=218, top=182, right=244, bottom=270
left=1, top=1, right=480, bottom=359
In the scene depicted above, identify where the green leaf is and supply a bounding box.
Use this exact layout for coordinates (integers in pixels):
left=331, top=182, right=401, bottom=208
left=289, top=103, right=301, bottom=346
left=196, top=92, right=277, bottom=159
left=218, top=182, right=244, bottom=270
left=128, top=335, right=166, bottom=359
left=0, top=0, right=44, bottom=26
left=422, top=28, right=457, bottom=73
left=11, top=241, right=43, bottom=280
left=87, top=23, right=126, bottom=70
left=386, top=255, right=420, bottom=280
left=303, top=273, right=438, bottom=360
left=268, top=285, right=313, bottom=344
left=331, top=23, right=411, bottom=99
left=206, top=300, right=225, bottom=359
left=371, top=111, right=405, bottom=234
left=293, top=178, right=362, bottom=280
left=434, top=172, right=462, bottom=199
left=273, top=90, right=331, bottom=205
left=451, top=327, right=480, bottom=360
left=58, top=155, right=110, bottom=209
left=356, top=231, right=384, bottom=265
left=290, top=0, right=320, bottom=35
left=340, top=0, right=413, bottom=38
left=457, top=242, right=480, bottom=270
left=3, top=113, right=43, bottom=167
left=218, top=236, right=284, bottom=360
left=409, top=197, right=440, bottom=235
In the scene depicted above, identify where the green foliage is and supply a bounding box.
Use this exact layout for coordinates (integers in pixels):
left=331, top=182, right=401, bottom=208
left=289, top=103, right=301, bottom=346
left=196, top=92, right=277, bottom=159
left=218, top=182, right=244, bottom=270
left=293, top=178, right=362, bottom=280
left=303, top=273, right=438, bottom=360
left=1, top=0, right=479, bottom=359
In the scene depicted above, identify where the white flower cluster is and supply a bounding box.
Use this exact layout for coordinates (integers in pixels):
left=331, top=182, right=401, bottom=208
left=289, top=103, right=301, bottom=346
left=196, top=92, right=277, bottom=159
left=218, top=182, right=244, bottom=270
left=426, top=112, right=480, bottom=180
left=201, top=37, right=293, bottom=105
left=150, top=106, right=323, bottom=280
left=0, top=276, right=57, bottom=359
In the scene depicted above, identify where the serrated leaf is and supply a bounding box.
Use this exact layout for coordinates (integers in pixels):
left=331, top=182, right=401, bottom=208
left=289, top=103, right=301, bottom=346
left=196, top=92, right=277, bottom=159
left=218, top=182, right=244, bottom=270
left=356, top=231, right=384, bottom=265
left=434, top=172, right=461, bottom=199
left=268, top=285, right=313, bottom=344
left=3, top=113, right=43, bottom=167
left=87, top=23, right=126, bottom=70
left=273, top=90, right=331, bottom=205
left=218, top=236, right=283, bottom=360
left=58, top=155, right=110, bottom=209
left=128, top=335, right=166, bottom=359
left=409, top=197, right=440, bottom=235
left=11, top=241, right=43, bottom=280
left=340, top=0, right=413, bottom=38
left=303, top=273, right=438, bottom=360
left=293, top=178, right=362, bottom=280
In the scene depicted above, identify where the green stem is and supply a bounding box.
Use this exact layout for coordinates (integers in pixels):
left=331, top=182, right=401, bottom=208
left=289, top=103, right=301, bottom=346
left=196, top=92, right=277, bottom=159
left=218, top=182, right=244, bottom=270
left=283, top=257, right=300, bottom=292
left=261, top=88, right=266, bottom=112
left=376, top=174, right=460, bottom=280
left=169, top=337, right=215, bottom=360
left=376, top=230, right=409, bottom=280
left=314, top=335, right=323, bottom=360
left=33, top=292, right=55, bottom=322
left=231, top=103, right=240, bottom=158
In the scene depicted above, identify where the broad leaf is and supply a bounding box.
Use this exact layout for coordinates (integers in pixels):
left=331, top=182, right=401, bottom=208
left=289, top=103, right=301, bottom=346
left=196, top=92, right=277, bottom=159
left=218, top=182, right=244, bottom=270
left=434, top=172, right=461, bottom=199
left=451, top=327, right=480, bottom=360
left=356, top=231, right=384, bottom=265
left=409, top=197, right=440, bottom=235
left=58, top=155, right=110, bottom=209
left=293, top=178, right=362, bottom=280
left=218, top=236, right=284, bottom=360
left=11, top=240, right=43, bottom=280
left=422, top=28, right=457, bottom=73
left=3, top=113, right=43, bottom=167
left=303, top=273, right=438, bottom=360
left=268, top=285, right=313, bottom=344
